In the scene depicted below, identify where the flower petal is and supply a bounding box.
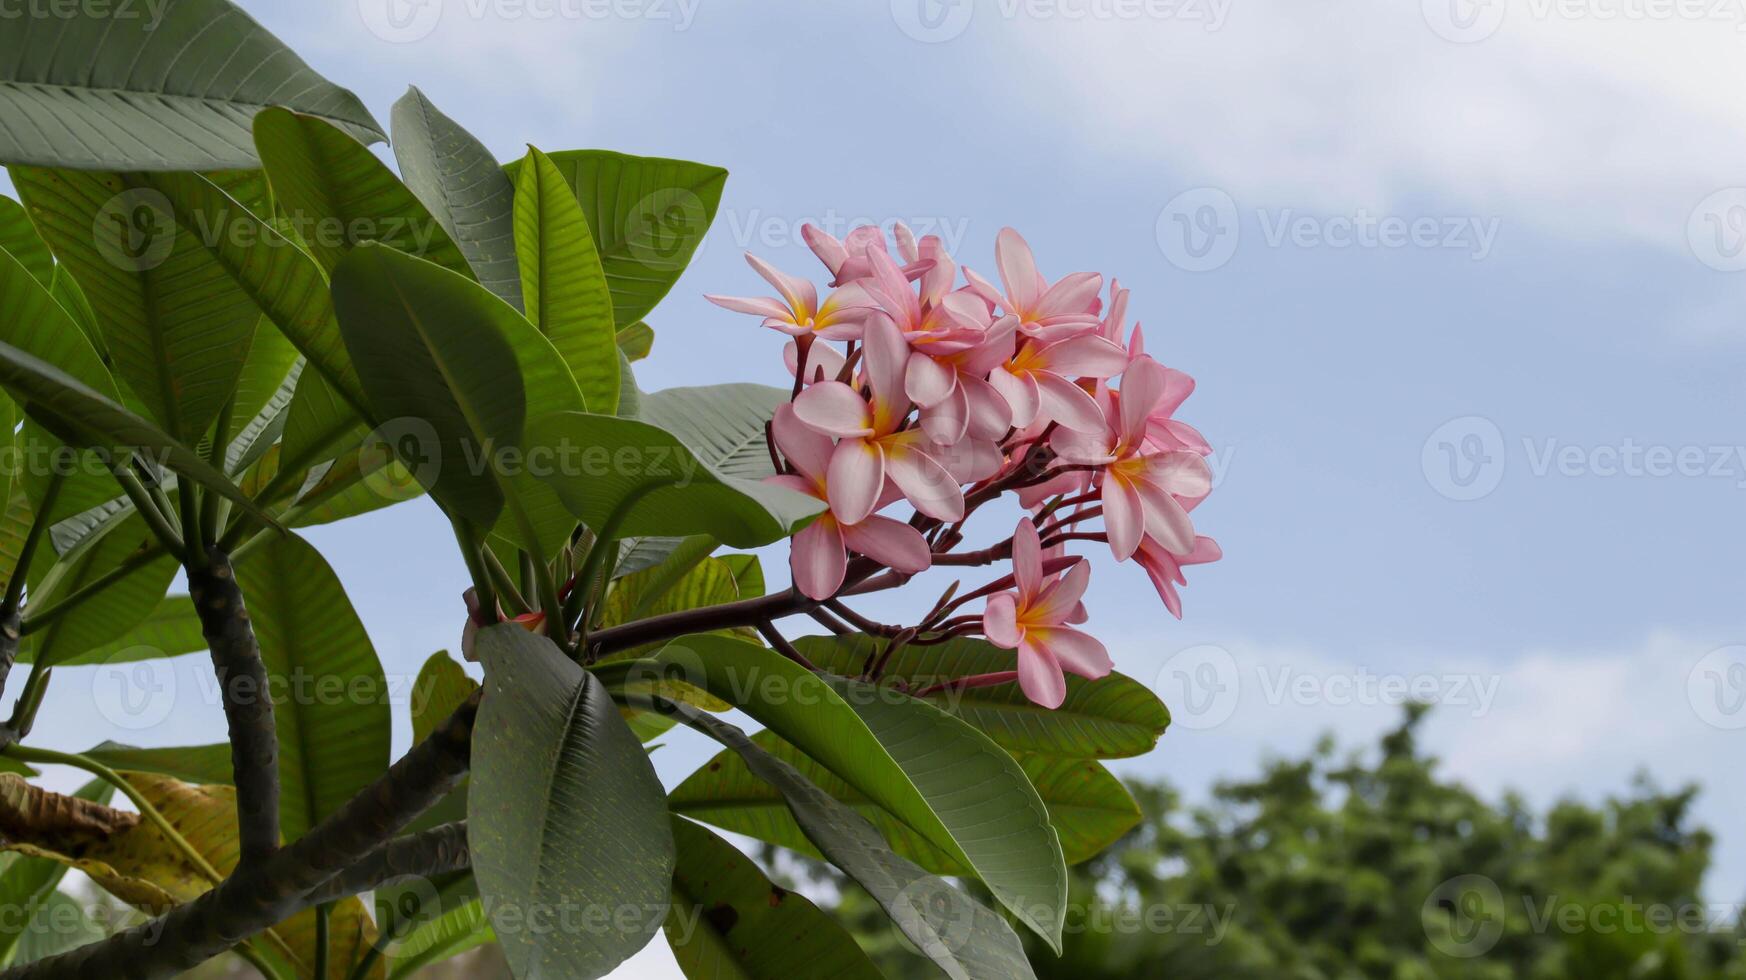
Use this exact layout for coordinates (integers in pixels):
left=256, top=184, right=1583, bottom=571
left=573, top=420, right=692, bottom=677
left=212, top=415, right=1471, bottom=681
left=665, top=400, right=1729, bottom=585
left=1016, top=637, right=1067, bottom=709
left=884, top=441, right=964, bottom=521
left=843, top=514, right=932, bottom=574
left=1034, top=271, right=1103, bottom=319
left=746, top=253, right=817, bottom=317
left=905, top=351, right=958, bottom=408
left=706, top=294, right=791, bottom=319
left=1030, top=558, right=1090, bottom=624
left=1035, top=371, right=1110, bottom=433
left=1103, top=475, right=1146, bottom=561
left=984, top=592, right=1022, bottom=648
left=995, top=227, right=1043, bottom=312
left=826, top=438, right=885, bottom=524
left=1031, top=627, right=1112, bottom=680
left=772, top=403, right=834, bottom=483
left=1036, top=334, right=1130, bottom=379
left=1012, top=516, right=1043, bottom=604
left=791, top=516, right=847, bottom=600
left=792, top=381, right=874, bottom=437
left=988, top=366, right=1041, bottom=428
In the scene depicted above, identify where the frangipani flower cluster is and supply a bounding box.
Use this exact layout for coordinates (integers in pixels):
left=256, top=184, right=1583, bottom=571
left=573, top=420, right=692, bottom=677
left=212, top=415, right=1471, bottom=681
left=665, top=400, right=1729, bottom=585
left=710, top=225, right=1221, bottom=709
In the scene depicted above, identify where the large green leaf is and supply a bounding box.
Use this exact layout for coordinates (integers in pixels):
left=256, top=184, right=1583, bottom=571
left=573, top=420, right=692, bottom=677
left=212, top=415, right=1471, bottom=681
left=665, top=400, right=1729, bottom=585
left=673, top=737, right=1141, bottom=869
left=616, top=322, right=654, bottom=362
left=525, top=410, right=820, bottom=549
left=637, top=384, right=793, bottom=481
left=330, top=242, right=582, bottom=555
left=0, top=197, right=50, bottom=285
left=253, top=108, right=468, bottom=278
left=0, top=237, right=125, bottom=528
left=0, top=0, right=382, bottom=171
left=22, top=513, right=177, bottom=669
left=665, top=816, right=882, bottom=980
left=392, top=88, right=521, bottom=311
left=502, top=151, right=725, bottom=326
left=141, top=170, right=365, bottom=415
left=646, top=635, right=1068, bottom=949
left=513, top=146, right=618, bottom=413
left=651, top=699, right=1035, bottom=980
left=797, top=634, right=1170, bottom=759
left=82, top=742, right=234, bottom=787
left=12, top=167, right=262, bottom=442
left=0, top=339, right=274, bottom=524
left=235, top=532, right=390, bottom=841
left=31, top=593, right=203, bottom=667
left=470, top=625, right=674, bottom=980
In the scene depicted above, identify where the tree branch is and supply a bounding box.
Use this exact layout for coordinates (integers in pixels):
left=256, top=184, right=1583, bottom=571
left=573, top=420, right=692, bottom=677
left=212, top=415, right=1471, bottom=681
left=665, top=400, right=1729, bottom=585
left=185, top=547, right=279, bottom=867
left=302, top=821, right=470, bottom=906
left=0, top=690, right=480, bottom=979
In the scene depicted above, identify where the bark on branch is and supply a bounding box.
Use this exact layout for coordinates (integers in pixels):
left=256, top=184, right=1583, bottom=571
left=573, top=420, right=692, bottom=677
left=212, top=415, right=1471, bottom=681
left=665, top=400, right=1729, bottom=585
left=302, top=821, right=470, bottom=905
left=185, top=548, right=278, bottom=867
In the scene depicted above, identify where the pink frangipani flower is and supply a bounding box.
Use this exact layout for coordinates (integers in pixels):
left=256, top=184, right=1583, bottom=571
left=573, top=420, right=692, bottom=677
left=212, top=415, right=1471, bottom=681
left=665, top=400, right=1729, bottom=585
left=965, top=228, right=1104, bottom=343
left=764, top=405, right=931, bottom=600
left=707, top=252, right=875, bottom=340
left=989, top=331, right=1129, bottom=433
left=790, top=314, right=968, bottom=523
left=983, top=518, right=1112, bottom=709
left=1050, top=357, right=1213, bottom=560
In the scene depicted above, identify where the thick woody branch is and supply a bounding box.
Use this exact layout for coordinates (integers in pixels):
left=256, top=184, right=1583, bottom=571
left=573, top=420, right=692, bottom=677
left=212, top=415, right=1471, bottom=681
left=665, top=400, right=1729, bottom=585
left=0, top=691, right=480, bottom=979
left=302, top=821, right=470, bottom=905
left=185, top=547, right=279, bottom=867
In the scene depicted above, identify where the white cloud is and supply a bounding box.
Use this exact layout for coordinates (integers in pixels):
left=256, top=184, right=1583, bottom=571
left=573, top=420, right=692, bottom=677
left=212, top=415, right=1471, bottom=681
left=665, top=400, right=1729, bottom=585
left=994, top=0, right=1746, bottom=254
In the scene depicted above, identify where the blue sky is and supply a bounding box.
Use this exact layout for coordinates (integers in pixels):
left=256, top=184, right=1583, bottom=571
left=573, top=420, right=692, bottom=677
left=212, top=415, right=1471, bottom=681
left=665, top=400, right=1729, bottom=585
left=16, top=0, right=1746, bottom=972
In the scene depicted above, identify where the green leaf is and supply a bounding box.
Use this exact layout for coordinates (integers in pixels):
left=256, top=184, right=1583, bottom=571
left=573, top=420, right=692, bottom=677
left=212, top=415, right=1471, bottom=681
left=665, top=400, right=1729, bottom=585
left=638, top=384, right=791, bottom=481
left=718, top=553, right=765, bottom=599
left=235, top=532, right=390, bottom=840
left=502, top=151, right=725, bottom=326
left=0, top=196, right=50, bottom=286
left=0, top=338, right=276, bottom=525
left=470, top=625, right=674, bottom=980
left=22, top=592, right=203, bottom=667
left=392, top=88, right=521, bottom=311
left=412, top=651, right=478, bottom=746
left=330, top=242, right=583, bottom=555
left=12, top=167, right=262, bottom=442
left=650, top=699, right=1035, bottom=980
left=82, top=742, right=234, bottom=787
left=0, top=0, right=383, bottom=171
left=665, top=816, right=882, bottom=980
left=5, top=888, right=105, bottom=966
left=616, top=322, right=654, bottom=362
left=673, top=738, right=1141, bottom=869
left=141, top=170, right=366, bottom=417
left=647, top=635, right=1068, bottom=950
left=22, top=513, right=177, bottom=670
left=0, top=233, right=126, bottom=528
left=513, top=145, right=619, bottom=413
left=253, top=108, right=468, bottom=278
left=525, top=410, right=820, bottom=549
left=797, top=634, right=1170, bottom=759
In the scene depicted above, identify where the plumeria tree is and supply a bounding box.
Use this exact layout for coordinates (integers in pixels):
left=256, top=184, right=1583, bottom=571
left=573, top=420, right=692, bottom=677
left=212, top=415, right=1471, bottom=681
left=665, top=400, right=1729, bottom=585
left=0, top=2, right=1218, bottom=978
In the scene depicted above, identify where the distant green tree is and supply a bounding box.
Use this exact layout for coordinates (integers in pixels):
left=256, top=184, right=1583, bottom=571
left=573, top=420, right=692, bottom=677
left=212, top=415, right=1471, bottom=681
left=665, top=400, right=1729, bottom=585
left=826, top=705, right=1744, bottom=979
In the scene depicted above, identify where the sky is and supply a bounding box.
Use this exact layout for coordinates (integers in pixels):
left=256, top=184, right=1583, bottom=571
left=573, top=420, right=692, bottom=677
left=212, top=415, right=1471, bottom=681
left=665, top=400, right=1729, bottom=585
left=14, top=0, right=1746, bottom=974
